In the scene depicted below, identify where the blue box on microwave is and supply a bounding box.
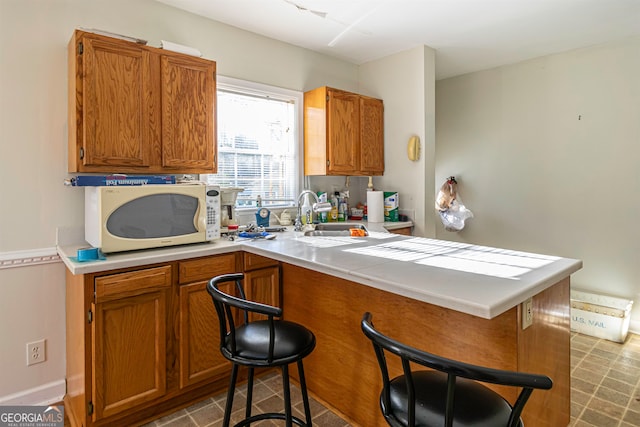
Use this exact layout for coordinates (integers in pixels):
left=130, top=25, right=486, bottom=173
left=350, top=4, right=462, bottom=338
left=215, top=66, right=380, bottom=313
left=68, top=175, right=176, bottom=186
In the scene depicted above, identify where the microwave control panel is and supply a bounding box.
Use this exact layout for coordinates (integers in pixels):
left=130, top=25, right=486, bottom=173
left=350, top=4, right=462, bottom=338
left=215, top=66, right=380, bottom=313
left=205, top=186, right=221, bottom=240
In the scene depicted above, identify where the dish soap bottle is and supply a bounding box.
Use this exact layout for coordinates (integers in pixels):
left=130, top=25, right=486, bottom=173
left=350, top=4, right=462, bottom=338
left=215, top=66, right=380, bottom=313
left=301, top=196, right=312, bottom=225
left=329, top=192, right=339, bottom=222
left=339, top=191, right=349, bottom=221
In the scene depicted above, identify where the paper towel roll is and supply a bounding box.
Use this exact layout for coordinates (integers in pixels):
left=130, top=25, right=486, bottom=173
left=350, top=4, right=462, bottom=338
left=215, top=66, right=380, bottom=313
left=367, top=191, right=384, bottom=223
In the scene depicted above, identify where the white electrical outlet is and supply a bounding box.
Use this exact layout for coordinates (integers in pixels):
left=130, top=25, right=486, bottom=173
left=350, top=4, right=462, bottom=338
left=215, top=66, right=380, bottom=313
left=26, top=339, right=46, bottom=366
left=522, top=298, right=533, bottom=329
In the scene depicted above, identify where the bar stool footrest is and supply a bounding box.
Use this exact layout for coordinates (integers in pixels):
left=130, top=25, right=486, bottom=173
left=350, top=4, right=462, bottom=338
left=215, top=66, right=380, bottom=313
left=234, top=412, right=309, bottom=427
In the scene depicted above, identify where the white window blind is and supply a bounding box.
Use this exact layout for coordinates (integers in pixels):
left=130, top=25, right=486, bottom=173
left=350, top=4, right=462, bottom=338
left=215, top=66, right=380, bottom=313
left=203, top=77, right=301, bottom=209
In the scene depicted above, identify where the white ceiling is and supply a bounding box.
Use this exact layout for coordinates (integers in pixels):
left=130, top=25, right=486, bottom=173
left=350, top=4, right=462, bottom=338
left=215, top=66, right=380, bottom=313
left=156, top=0, right=640, bottom=80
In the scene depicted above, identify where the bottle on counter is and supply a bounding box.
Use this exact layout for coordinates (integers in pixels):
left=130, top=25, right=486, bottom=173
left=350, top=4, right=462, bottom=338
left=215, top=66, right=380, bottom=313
left=339, top=191, right=349, bottom=221
left=301, top=196, right=312, bottom=225
left=329, top=192, right=339, bottom=222
left=317, top=191, right=328, bottom=223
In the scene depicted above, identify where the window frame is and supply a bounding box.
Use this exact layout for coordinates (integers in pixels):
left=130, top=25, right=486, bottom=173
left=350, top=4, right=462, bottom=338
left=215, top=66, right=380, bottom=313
left=204, top=75, right=303, bottom=211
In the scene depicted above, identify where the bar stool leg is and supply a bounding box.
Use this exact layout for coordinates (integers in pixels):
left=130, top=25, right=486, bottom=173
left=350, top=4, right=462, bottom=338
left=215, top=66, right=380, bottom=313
left=245, top=367, right=255, bottom=421
left=298, top=360, right=313, bottom=426
left=223, top=364, right=239, bottom=427
left=281, top=365, right=293, bottom=427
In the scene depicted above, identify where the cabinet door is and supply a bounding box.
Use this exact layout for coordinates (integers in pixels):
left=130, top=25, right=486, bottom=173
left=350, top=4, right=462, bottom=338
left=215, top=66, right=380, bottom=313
left=243, top=252, right=279, bottom=271
left=178, top=280, right=235, bottom=389
left=177, top=254, right=238, bottom=388
left=92, top=266, right=171, bottom=421
left=359, top=96, right=384, bottom=175
left=327, top=89, right=359, bottom=174
left=388, top=226, right=413, bottom=236
left=82, top=36, right=152, bottom=169
left=245, top=266, right=281, bottom=322
left=161, top=55, right=216, bottom=172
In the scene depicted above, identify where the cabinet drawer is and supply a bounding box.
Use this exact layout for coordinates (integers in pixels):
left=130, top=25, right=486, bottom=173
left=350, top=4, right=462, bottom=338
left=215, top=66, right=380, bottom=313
left=243, top=252, right=278, bottom=271
left=179, top=254, right=238, bottom=284
left=95, top=265, right=172, bottom=303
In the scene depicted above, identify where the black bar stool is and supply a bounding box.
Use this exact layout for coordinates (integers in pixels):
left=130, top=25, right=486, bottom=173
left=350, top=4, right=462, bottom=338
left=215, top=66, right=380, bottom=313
left=207, top=273, right=316, bottom=427
left=361, top=312, right=553, bottom=427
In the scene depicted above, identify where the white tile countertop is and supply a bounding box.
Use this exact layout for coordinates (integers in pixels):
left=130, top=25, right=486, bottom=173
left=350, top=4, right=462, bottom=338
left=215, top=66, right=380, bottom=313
left=57, top=221, right=582, bottom=319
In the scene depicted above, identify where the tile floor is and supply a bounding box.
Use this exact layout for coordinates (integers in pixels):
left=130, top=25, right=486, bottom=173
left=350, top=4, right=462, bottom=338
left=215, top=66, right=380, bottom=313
left=139, top=332, right=640, bottom=427
left=570, top=332, right=640, bottom=426
left=142, top=372, right=349, bottom=427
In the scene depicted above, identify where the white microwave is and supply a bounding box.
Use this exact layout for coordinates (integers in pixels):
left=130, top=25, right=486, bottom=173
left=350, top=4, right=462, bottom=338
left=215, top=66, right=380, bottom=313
left=85, top=184, right=220, bottom=253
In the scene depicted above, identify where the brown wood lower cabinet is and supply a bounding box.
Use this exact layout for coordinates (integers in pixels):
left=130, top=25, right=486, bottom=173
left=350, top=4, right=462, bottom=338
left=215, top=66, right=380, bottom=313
left=178, top=255, right=238, bottom=390
left=387, top=226, right=412, bottom=236
left=66, top=251, right=568, bottom=426
left=65, top=252, right=282, bottom=427
left=243, top=252, right=281, bottom=322
left=281, top=263, right=570, bottom=427
left=92, top=266, right=171, bottom=420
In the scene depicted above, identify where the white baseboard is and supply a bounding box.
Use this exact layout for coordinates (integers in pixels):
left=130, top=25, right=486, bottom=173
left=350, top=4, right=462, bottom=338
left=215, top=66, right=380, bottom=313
left=0, top=380, right=65, bottom=405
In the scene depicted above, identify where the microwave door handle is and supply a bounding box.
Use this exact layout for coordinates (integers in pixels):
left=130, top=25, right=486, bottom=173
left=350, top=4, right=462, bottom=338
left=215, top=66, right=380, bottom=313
left=198, top=203, right=207, bottom=232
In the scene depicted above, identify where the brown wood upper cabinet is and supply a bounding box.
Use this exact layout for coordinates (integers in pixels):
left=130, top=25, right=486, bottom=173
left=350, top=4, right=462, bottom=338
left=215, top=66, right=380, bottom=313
left=68, top=30, right=217, bottom=174
left=304, top=86, right=384, bottom=176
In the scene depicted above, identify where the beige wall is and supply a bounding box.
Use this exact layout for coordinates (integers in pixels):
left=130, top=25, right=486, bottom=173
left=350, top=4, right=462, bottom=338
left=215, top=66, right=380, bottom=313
left=359, top=45, right=437, bottom=238
left=436, top=36, right=640, bottom=329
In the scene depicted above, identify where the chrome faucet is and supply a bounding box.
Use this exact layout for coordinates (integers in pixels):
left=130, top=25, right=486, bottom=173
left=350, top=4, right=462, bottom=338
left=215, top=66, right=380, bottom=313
left=294, top=190, right=332, bottom=231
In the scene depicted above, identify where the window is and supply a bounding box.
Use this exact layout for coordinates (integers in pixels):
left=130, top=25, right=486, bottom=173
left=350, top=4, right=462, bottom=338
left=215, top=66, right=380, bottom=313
left=203, top=76, right=301, bottom=209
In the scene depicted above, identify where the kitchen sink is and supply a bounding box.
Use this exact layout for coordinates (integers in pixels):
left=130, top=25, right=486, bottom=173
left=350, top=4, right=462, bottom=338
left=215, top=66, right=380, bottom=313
left=303, top=230, right=348, bottom=236
left=303, top=223, right=368, bottom=237
left=314, top=223, right=368, bottom=232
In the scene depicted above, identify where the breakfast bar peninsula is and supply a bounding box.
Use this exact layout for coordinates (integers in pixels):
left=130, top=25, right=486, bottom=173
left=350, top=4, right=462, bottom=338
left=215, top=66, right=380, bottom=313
left=59, top=226, right=581, bottom=427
